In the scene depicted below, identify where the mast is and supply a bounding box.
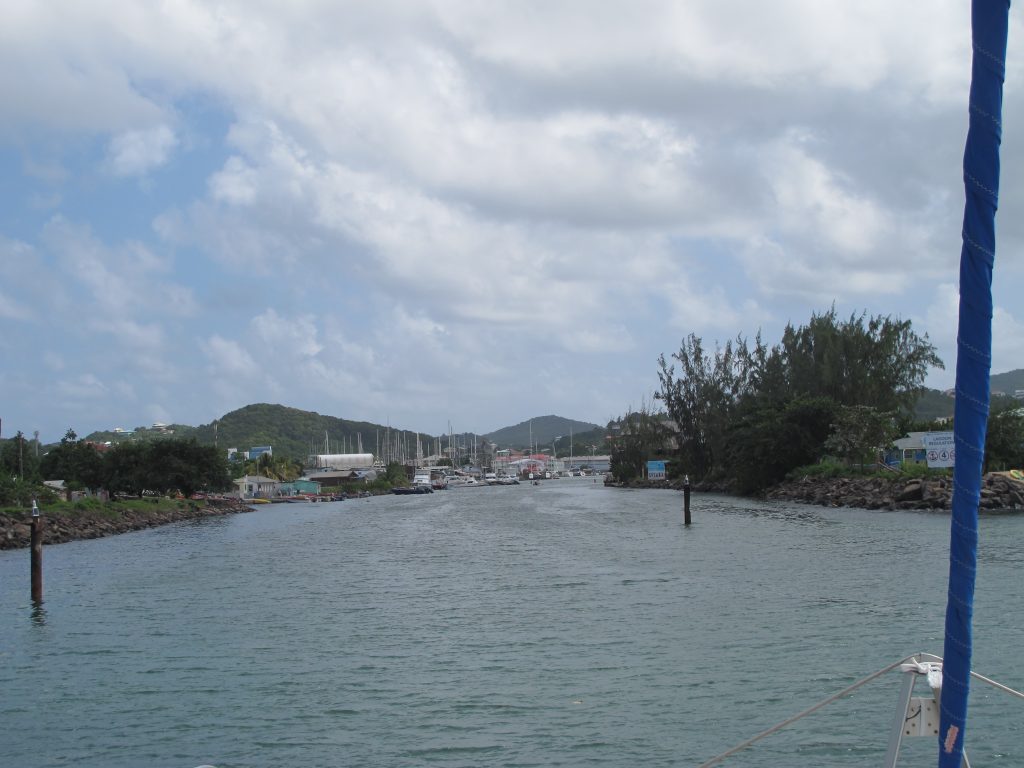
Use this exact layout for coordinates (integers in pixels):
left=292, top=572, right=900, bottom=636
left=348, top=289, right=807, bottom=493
left=939, top=3, right=1009, bottom=766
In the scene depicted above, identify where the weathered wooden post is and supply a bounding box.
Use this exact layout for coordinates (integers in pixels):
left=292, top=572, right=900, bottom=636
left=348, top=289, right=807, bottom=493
left=30, top=498, right=43, bottom=603
left=683, top=475, right=692, bottom=526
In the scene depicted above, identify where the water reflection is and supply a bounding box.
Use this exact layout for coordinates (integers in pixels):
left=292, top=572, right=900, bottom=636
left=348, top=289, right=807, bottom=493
left=30, top=600, right=46, bottom=627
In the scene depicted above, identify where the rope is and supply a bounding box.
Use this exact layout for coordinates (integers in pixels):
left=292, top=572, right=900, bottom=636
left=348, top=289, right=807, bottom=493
left=972, top=670, right=1024, bottom=700
left=695, top=653, right=1024, bottom=767
left=696, top=656, right=911, bottom=768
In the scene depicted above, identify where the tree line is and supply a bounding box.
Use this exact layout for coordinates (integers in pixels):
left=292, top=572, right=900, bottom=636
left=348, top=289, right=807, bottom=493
left=1, top=430, right=232, bottom=505
left=639, top=307, right=1024, bottom=493
left=611, top=309, right=939, bottom=491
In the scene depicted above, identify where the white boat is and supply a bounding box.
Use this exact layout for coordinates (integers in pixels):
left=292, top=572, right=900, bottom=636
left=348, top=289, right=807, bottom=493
left=446, top=473, right=485, bottom=488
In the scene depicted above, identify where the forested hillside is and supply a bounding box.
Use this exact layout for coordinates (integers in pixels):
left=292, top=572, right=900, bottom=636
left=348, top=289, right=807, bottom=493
left=190, top=404, right=418, bottom=461
left=484, top=415, right=601, bottom=449
left=991, top=368, right=1024, bottom=394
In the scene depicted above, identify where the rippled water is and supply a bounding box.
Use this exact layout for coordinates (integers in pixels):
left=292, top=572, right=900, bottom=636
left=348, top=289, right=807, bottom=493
left=2, top=481, right=1022, bottom=767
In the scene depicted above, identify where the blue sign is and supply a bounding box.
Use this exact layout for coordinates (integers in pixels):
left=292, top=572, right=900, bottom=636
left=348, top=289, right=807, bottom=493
left=647, top=460, right=666, bottom=481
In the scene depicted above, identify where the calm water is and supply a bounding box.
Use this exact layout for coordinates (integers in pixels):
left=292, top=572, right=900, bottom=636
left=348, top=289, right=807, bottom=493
left=2, top=481, right=1022, bottom=767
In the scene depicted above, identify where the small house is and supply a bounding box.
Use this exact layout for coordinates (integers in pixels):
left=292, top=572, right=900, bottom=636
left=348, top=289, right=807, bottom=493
left=234, top=474, right=280, bottom=499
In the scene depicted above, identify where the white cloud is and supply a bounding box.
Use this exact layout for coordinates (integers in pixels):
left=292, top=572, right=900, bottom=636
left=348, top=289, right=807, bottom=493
left=209, top=156, right=259, bottom=205
left=922, top=283, right=1024, bottom=387
left=55, top=373, right=109, bottom=400
left=106, top=124, right=178, bottom=176
left=0, top=290, right=34, bottom=321
left=201, top=335, right=260, bottom=378
left=4, top=0, right=1023, bottom=439
left=993, top=306, right=1024, bottom=376
left=251, top=309, right=322, bottom=357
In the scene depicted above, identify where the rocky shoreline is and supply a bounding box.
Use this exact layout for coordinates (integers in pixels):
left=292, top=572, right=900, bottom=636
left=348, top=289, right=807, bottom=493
left=1, top=498, right=254, bottom=550
left=608, top=472, right=1024, bottom=513
left=5, top=473, right=1022, bottom=551
left=765, top=471, right=1024, bottom=512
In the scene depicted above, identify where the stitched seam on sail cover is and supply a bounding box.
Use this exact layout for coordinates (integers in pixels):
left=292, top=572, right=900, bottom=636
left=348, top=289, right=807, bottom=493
left=957, top=334, right=993, bottom=362
left=963, top=232, right=995, bottom=261
left=970, top=102, right=1002, bottom=128
left=954, top=385, right=990, bottom=409
left=973, top=42, right=1006, bottom=71
left=965, top=170, right=997, bottom=197
left=943, top=631, right=971, bottom=652
left=949, top=554, right=977, bottom=574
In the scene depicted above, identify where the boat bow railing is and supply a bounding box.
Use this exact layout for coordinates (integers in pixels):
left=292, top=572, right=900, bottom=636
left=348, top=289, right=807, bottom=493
left=697, top=653, right=1024, bottom=768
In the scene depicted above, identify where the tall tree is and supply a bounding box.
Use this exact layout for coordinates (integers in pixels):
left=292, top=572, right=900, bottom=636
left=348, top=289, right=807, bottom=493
left=40, top=429, right=104, bottom=489
left=608, top=399, right=672, bottom=483
left=103, top=439, right=231, bottom=497
left=726, top=396, right=837, bottom=494
left=1, top=431, right=42, bottom=483
left=657, top=309, right=942, bottom=487
left=984, top=407, right=1024, bottom=473
left=824, top=405, right=901, bottom=470
left=657, top=334, right=749, bottom=479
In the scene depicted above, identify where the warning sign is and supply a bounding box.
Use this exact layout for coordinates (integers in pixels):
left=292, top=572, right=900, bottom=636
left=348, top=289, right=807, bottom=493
left=922, top=432, right=955, bottom=469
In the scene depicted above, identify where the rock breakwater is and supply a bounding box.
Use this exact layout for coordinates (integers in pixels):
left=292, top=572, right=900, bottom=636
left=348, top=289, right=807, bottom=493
left=767, top=472, right=1024, bottom=512
left=1, top=498, right=254, bottom=550
left=607, top=473, right=1024, bottom=513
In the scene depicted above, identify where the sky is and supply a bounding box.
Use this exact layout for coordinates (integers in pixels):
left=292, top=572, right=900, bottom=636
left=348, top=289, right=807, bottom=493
left=3, top=1, right=1024, bottom=444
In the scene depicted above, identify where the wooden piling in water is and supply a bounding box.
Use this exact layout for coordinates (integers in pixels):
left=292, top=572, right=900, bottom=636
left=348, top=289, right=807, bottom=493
left=683, top=480, right=691, bottom=526
left=31, top=515, right=43, bottom=603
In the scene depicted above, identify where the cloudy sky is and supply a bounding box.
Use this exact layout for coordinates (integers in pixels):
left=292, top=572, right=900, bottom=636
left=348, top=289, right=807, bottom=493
left=3, top=1, right=1024, bottom=443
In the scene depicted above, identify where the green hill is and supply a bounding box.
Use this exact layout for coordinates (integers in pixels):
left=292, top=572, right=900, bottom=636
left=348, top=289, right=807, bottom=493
left=83, top=423, right=197, bottom=445
left=85, top=404, right=424, bottom=464
left=912, top=388, right=955, bottom=422
left=83, top=405, right=603, bottom=462
left=190, top=404, right=421, bottom=462
left=991, top=368, right=1024, bottom=396
left=484, top=415, right=602, bottom=450
left=552, top=427, right=609, bottom=459
left=911, top=369, right=1024, bottom=422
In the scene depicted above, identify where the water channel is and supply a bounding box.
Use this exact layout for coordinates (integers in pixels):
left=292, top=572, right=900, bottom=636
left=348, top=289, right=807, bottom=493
left=2, top=480, right=1022, bottom=766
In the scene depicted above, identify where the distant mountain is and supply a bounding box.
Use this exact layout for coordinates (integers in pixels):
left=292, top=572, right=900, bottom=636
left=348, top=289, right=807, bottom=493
left=83, top=405, right=604, bottom=462
left=86, top=404, right=422, bottom=462
left=484, top=415, right=602, bottom=450
left=912, top=388, right=955, bottom=422
left=552, top=426, right=608, bottom=458
left=991, top=368, right=1024, bottom=396
left=912, top=368, right=1024, bottom=422
left=190, top=404, right=419, bottom=460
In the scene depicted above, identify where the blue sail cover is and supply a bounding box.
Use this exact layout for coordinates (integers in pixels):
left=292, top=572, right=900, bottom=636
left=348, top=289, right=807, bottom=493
left=940, top=1, right=1009, bottom=765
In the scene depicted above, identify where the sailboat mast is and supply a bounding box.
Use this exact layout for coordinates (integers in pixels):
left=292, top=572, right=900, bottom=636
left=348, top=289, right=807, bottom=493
left=939, top=3, right=1009, bottom=766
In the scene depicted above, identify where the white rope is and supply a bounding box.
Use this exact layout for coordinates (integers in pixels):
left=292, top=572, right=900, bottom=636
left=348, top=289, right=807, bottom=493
left=695, top=653, right=1023, bottom=768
